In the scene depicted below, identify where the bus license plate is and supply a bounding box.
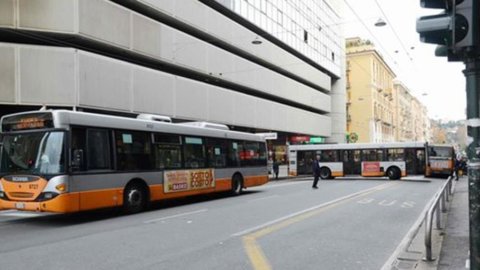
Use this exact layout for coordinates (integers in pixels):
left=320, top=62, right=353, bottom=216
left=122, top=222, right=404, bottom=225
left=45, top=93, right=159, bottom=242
left=15, top=202, right=25, bottom=209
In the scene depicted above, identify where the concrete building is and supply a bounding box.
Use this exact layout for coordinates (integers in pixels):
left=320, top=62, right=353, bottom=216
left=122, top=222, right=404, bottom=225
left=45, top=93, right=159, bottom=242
left=346, top=37, right=395, bottom=143
left=0, top=0, right=345, bottom=164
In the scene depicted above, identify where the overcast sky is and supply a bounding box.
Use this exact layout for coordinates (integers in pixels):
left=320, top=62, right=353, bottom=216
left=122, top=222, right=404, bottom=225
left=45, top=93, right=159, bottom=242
left=343, top=0, right=466, bottom=121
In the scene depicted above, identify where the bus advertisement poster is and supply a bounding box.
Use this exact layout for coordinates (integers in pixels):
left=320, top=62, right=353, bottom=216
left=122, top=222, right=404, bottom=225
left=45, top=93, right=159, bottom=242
left=164, top=169, right=215, bottom=193
left=362, top=162, right=381, bottom=173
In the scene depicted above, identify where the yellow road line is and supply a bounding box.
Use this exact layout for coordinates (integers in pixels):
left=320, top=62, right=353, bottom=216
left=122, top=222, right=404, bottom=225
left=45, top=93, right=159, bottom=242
left=243, top=182, right=398, bottom=270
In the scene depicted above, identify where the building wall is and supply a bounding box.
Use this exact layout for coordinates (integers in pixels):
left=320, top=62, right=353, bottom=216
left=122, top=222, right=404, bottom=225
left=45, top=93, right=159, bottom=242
left=0, top=0, right=341, bottom=139
left=346, top=38, right=395, bottom=143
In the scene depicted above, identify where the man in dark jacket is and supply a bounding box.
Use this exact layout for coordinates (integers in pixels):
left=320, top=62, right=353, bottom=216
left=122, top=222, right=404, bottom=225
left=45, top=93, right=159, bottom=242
left=312, top=155, right=321, bottom=189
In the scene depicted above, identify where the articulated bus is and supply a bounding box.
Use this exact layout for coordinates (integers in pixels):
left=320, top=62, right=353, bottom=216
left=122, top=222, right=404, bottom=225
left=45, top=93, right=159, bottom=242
left=0, top=110, right=268, bottom=214
left=288, top=142, right=454, bottom=180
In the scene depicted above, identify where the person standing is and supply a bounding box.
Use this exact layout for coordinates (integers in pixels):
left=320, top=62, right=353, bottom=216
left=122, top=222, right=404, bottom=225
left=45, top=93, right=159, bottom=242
left=273, top=160, right=279, bottom=180
left=312, top=155, right=321, bottom=189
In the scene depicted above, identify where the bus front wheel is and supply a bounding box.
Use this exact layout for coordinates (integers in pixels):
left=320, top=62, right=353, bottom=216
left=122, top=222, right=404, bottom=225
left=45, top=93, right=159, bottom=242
left=387, top=167, right=401, bottom=180
left=123, top=182, right=148, bottom=214
left=320, top=167, right=332, bottom=180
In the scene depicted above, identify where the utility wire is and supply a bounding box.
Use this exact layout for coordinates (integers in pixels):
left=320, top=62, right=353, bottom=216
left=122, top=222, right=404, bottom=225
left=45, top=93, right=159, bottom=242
left=373, top=0, right=413, bottom=61
left=343, top=0, right=399, bottom=72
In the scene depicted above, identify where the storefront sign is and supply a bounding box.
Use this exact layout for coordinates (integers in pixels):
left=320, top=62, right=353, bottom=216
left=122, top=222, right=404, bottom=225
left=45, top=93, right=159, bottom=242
left=164, top=169, right=215, bottom=193
left=290, top=136, right=310, bottom=143
left=256, top=132, right=278, bottom=140
left=309, top=137, right=325, bottom=143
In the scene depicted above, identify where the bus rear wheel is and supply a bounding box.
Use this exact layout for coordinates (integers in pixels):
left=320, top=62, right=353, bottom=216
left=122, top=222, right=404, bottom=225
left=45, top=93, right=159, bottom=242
left=387, top=167, right=401, bottom=180
left=320, top=167, right=332, bottom=180
left=123, top=183, right=147, bottom=214
left=231, top=174, right=243, bottom=195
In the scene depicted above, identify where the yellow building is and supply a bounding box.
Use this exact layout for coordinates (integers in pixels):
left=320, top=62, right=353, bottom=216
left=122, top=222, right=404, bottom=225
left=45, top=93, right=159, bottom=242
left=346, top=38, right=396, bottom=143
left=392, top=80, right=430, bottom=142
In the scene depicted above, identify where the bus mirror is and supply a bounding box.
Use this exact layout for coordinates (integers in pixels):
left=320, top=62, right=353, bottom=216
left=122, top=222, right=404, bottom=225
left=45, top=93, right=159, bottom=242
left=71, top=149, right=84, bottom=171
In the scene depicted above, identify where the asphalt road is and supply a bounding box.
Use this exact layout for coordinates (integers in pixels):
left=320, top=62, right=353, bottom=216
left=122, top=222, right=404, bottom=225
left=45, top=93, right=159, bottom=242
left=0, top=177, right=444, bottom=270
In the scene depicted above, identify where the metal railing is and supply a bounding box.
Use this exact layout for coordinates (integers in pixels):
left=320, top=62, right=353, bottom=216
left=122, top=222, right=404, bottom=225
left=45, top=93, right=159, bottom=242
left=424, top=176, right=454, bottom=261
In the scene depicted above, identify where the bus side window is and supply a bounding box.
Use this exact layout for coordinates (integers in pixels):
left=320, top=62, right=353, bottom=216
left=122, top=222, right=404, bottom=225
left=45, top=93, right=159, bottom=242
left=153, top=134, right=182, bottom=169
left=71, top=128, right=86, bottom=171
left=206, top=138, right=227, bottom=168
left=115, top=131, right=153, bottom=171
left=227, top=141, right=241, bottom=167
left=184, top=137, right=206, bottom=169
left=86, top=129, right=111, bottom=170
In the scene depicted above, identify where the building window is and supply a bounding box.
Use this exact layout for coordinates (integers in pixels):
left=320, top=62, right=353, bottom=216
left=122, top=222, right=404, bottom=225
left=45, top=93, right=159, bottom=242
left=303, top=30, right=308, bottom=43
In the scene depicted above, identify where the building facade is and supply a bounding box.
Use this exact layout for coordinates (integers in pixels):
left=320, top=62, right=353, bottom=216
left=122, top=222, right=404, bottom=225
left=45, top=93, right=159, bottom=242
left=393, top=81, right=430, bottom=142
left=393, top=80, right=414, bottom=142
left=346, top=37, right=395, bottom=143
left=0, top=0, right=345, bottom=164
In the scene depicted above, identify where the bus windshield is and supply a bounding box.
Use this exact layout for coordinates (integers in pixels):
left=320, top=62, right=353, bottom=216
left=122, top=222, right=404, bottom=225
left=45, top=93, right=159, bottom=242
left=1, top=131, right=65, bottom=175
left=428, top=146, right=453, bottom=158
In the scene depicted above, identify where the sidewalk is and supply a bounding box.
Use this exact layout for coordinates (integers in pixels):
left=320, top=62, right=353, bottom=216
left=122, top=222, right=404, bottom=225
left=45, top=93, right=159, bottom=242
left=437, top=176, right=470, bottom=269
left=386, top=176, right=469, bottom=270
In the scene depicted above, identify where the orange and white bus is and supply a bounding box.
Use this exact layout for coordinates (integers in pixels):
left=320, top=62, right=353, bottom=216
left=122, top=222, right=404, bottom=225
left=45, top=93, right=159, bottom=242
left=288, top=142, right=454, bottom=180
left=425, top=144, right=455, bottom=177
left=0, top=110, right=268, bottom=214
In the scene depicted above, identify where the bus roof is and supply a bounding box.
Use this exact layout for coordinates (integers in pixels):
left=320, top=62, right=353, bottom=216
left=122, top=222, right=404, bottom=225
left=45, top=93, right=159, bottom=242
left=1, top=110, right=265, bottom=142
left=288, top=142, right=429, bottom=151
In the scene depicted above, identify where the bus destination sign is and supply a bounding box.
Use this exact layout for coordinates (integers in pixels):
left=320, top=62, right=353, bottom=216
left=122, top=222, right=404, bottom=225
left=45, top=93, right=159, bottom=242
left=2, top=113, right=54, bottom=132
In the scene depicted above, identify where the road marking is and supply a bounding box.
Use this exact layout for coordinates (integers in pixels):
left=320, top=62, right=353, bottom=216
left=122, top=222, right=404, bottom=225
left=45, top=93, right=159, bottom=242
left=233, top=182, right=395, bottom=237
left=239, top=182, right=398, bottom=270
left=248, top=195, right=280, bottom=203
left=266, top=181, right=307, bottom=188
left=0, top=210, right=17, bottom=214
left=0, top=211, right=45, bottom=218
left=143, top=209, right=208, bottom=224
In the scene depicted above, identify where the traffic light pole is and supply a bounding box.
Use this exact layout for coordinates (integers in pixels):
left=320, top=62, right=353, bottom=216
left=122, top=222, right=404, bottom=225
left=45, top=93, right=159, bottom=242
left=465, top=57, right=480, bottom=269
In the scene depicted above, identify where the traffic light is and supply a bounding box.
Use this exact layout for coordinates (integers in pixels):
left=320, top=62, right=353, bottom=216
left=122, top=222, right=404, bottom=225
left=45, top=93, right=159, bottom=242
left=416, top=0, right=478, bottom=60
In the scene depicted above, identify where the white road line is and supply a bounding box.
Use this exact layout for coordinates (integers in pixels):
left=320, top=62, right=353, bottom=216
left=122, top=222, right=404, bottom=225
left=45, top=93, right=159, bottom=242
left=0, top=211, right=46, bottom=218
left=143, top=209, right=208, bottom=224
left=0, top=210, right=17, bottom=214
left=248, top=195, right=280, bottom=203
left=266, top=181, right=308, bottom=188
left=232, top=183, right=392, bottom=237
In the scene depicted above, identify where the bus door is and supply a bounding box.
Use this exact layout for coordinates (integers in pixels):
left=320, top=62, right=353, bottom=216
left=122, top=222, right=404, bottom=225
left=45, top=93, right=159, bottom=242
left=343, top=150, right=361, bottom=175
left=297, top=150, right=314, bottom=175
left=405, top=148, right=425, bottom=175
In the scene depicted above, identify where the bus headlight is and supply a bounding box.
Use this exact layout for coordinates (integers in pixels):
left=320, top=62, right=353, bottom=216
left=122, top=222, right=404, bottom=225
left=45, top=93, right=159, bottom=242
left=55, top=184, right=66, bottom=192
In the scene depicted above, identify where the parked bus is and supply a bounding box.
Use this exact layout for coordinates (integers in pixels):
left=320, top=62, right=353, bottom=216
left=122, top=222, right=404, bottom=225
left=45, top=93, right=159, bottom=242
left=0, top=110, right=268, bottom=214
left=288, top=142, right=454, bottom=180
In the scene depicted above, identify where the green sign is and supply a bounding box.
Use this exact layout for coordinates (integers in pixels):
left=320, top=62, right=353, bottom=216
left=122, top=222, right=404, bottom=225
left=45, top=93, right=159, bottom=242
left=309, top=137, right=324, bottom=144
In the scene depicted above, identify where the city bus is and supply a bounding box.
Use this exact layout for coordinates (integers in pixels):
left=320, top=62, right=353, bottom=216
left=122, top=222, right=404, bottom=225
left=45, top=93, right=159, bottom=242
left=288, top=142, right=454, bottom=180
left=426, top=144, right=456, bottom=177
left=0, top=110, right=268, bottom=214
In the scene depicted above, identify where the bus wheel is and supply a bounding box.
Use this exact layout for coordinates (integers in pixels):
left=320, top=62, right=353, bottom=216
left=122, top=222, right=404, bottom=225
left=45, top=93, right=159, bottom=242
left=387, top=167, right=401, bottom=180
left=123, top=183, right=147, bottom=214
left=231, top=174, right=243, bottom=195
left=320, top=167, right=332, bottom=180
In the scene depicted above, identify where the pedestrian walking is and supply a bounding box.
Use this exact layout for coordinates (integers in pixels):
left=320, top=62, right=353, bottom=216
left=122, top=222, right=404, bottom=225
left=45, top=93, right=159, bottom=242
left=312, top=155, right=321, bottom=189
left=454, top=157, right=461, bottom=181
left=273, top=160, right=279, bottom=180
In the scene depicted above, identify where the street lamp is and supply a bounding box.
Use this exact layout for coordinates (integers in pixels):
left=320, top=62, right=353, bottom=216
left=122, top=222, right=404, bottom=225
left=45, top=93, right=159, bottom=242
left=374, top=18, right=387, bottom=27
left=251, top=36, right=262, bottom=45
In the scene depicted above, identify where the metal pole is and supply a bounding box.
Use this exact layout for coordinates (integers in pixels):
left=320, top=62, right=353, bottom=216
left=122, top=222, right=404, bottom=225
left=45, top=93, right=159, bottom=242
left=464, top=58, right=480, bottom=269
